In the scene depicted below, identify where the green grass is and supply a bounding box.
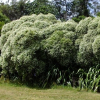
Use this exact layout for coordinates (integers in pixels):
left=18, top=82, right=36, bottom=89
left=0, top=83, right=100, bottom=100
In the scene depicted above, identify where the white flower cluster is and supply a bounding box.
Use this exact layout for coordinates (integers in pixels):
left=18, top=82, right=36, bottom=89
left=1, top=13, right=100, bottom=76
left=42, top=20, right=77, bottom=66
left=76, top=17, right=92, bottom=36
left=0, top=13, right=58, bottom=74
left=78, top=17, right=100, bottom=65
left=0, top=13, right=78, bottom=74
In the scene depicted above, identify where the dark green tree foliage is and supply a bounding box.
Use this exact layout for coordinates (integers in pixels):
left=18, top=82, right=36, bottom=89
left=0, top=0, right=57, bottom=21
left=0, top=0, right=27, bottom=20
left=25, top=0, right=57, bottom=15
left=0, top=12, right=10, bottom=35
left=11, top=0, right=28, bottom=19
left=72, top=0, right=91, bottom=17
left=0, top=12, right=9, bottom=23
left=72, top=15, right=86, bottom=22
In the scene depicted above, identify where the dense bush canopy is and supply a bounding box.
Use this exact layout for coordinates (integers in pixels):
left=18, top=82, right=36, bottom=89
left=0, top=13, right=77, bottom=85
left=77, top=17, right=100, bottom=66
left=1, top=13, right=100, bottom=87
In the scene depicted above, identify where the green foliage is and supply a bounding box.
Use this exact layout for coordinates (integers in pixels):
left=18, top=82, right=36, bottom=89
left=0, top=4, right=15, bottom=21
left=0, top=21, right=4, bottom=34
left=92, top=36, right=100, bottom=59
left=0, top=0, right=29, bottom=20
left=0, top=12, right=10, bottom=35
left=42, top=20, right=77, bottom=85
left=72, top=0, right=91, bottom=17
left=75, top=17, right=92, bottom=54
left=0, top=12, right=10, bottom=23
left=1, top=13, right=100, bottom=89
left=25, top=0, right=57, bottom=16
left=0, top=57, right=2, bottom=72
left=77, top=17, right=100, bottom=66
left=0, top=13, right=58, bottom=85
left=0, top=13, right=77, bottom=86
left=0, top=0, right=57, bottom=21
left=72, top=15, right=86, bottom=22
left=43, top=30, right=75, bottom=67
left=78, top=65, right=100, bottom=92
left=76, top=17, right=92, bottom=36
left=97, top=12, right=100, bottom=17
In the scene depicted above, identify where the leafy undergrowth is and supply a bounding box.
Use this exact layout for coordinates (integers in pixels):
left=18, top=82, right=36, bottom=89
left=0, top=82, right=100, bottom=100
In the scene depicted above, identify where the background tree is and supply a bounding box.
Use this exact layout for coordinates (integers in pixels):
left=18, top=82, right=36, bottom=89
left=0, top=0, right=57, bottom=21
left=0, top=0, right=28, bottom=20
left=52, top=0, right=92, bottom=20
left=25, top=0, right=57, bottom=15
left=52, top=0, right=73, bottom=20
left=0, top=12, right=10, bottom=35
left=91, top=0, right=100, bottom=16
left=71, top=0, right=91, bottom=17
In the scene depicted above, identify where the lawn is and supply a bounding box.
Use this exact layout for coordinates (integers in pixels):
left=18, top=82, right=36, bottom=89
left=0, top=83, right=100, bottom=100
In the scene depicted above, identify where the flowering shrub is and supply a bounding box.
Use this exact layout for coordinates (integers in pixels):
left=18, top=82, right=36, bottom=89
left=77, top=17, right=100, bottom=66
left=0, top=13, right=58, bottom=83
left=1, top=13, right=100, bottom=87
left=43, top=29, right=76, bottom=67
left=0, top=13, right=77, bottom=85
left=76, top=17, right=92, bottom=36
